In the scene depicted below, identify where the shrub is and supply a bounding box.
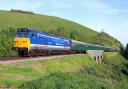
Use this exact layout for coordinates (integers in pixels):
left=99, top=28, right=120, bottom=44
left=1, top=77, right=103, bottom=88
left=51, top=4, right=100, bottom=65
left=10, top=9, right=34, bottom=14
left=19, top=71, right=128, bottom=89
left=0, top=27, right=17, bottom=56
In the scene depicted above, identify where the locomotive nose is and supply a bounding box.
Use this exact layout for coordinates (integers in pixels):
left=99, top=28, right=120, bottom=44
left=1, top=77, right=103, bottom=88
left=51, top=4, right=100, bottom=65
left=13, top=38, right=30, bottom=49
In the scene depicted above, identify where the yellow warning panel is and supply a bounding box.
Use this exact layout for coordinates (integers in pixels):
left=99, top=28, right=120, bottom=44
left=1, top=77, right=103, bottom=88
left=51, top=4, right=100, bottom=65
left=13, top=38, right=30, bottom=48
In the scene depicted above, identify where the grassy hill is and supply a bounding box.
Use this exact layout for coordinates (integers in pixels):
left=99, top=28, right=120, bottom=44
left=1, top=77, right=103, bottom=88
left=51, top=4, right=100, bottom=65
left=0, top=10, right=122, bottom=56
left=0, top=53, right=128, bottom=89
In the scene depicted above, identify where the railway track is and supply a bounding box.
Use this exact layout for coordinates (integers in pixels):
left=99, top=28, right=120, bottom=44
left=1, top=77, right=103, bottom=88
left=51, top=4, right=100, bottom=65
left=0, top=54, right=82, bottom=65
left=0, top=56, right=29, bottom=61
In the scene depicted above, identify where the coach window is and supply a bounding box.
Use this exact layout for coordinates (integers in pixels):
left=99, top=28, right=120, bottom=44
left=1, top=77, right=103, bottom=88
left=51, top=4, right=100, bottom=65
left=72, top=42, right=75, bottom=46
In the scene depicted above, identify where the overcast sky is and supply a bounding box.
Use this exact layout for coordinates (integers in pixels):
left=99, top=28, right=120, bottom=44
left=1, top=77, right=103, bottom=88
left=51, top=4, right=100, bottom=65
left=0, top=0, right=128, bottom=46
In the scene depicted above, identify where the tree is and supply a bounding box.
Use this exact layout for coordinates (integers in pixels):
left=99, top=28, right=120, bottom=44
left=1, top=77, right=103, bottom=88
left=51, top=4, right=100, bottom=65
left=122, top=43, right=128, bottom=59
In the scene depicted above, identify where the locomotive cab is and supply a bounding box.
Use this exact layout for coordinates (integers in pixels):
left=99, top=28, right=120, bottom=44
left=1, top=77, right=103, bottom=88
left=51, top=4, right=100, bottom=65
left=13, top=28, right=31, bottom=54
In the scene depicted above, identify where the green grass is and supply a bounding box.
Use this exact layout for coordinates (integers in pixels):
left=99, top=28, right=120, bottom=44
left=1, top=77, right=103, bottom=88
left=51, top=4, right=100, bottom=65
left=0, top=10, right=122, bottom=56
left=0, top=10, right=97, bottom=38
left=19, top=53, right=128, bottom=89
left=0, top=54, right=92, bottom=88
left=0, top=53, right=128, bottom=89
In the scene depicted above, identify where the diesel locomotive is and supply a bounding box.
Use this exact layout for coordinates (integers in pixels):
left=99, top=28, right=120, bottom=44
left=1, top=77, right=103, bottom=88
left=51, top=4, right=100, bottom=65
left=13, top=28, right=115, bottom=56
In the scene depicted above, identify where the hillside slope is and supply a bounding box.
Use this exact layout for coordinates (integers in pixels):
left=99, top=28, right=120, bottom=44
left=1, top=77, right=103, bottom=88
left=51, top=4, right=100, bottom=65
left=0, top=53, right=128, bottom=88
left=19, top=53, right=128, bottom=89
left=0, top=10, right=122, bottom=56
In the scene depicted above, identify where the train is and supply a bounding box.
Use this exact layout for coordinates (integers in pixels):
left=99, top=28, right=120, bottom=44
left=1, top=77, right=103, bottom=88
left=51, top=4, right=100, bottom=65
left=13, top=28, right=115, bottom=56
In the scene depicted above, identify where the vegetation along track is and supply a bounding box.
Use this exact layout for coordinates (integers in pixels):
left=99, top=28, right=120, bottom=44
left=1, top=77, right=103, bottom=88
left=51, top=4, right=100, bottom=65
left=0, top=54, right=82, bottom=65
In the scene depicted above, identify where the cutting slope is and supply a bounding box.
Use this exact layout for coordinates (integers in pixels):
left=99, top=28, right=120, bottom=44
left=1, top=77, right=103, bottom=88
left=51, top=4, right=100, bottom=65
left=0, top=10, right=122, bottom=56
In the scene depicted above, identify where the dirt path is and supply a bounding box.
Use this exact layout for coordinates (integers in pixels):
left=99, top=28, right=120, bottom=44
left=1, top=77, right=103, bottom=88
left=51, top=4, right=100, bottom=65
left=0, top=54, right=80, bottom=65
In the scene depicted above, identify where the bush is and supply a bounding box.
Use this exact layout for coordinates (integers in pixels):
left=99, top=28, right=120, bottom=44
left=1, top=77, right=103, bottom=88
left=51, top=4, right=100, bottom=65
left=0, top=27, right=17, bottom=56
left=10, top=9, right=34, bottom=14
left=19, top=72, right=111, bottom=89
left=19, top=71, right=128, bottom=89
left=91, top=32, right=122, bottom=50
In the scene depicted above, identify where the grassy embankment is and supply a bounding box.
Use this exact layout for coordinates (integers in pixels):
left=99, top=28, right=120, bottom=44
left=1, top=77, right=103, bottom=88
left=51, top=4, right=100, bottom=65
left=0, top=52, right=128, bottom=89
left=0, top=10, right=122, bottom=56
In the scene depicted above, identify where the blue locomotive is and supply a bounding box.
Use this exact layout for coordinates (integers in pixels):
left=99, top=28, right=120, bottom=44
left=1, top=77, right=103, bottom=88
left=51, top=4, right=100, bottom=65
left=13, top=28, right=72, bottom=56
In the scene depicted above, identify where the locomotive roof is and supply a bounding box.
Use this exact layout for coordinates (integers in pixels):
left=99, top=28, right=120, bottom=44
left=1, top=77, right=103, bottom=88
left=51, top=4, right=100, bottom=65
left=17, top=28, right=70, bottom=40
